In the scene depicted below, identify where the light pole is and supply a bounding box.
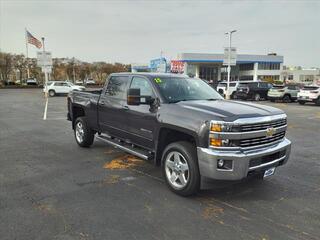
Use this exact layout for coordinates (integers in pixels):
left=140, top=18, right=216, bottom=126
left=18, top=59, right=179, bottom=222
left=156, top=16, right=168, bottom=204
left=225, top=30, right=237, bottom=100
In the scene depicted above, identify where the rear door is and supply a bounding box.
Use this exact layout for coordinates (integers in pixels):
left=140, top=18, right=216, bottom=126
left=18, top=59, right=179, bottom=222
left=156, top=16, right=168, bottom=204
left=98, top=75, right=131, bottom=138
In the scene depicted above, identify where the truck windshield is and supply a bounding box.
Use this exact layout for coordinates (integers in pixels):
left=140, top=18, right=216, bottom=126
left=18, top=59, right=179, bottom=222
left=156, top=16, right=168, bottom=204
left=155, top=77, right=223, bottom=103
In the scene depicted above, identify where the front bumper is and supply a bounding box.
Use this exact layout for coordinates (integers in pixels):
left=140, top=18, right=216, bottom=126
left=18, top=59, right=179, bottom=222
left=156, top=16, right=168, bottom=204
left=197, top=138, right=291, bottom=180
left=268, top=94, right=284, bottom=100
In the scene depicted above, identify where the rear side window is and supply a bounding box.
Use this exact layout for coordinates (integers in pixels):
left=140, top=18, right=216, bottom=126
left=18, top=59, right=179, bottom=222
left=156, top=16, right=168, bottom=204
left=55, top=82, right=68, bottom=86
left=230, top=83, right=236, bottom=87
left=105, top=76, right=129, bottom=99
left=130, top=76, right=154, bottom=97
left=259, top=82, right=268, bottom=88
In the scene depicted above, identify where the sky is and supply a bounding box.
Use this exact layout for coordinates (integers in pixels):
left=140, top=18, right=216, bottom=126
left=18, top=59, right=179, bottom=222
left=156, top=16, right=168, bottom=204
left=0, top=0, right=319, bottom=67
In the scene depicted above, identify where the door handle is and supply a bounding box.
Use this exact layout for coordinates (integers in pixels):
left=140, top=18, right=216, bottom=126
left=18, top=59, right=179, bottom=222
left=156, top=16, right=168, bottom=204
left=100, top=101, right=105, bottom=105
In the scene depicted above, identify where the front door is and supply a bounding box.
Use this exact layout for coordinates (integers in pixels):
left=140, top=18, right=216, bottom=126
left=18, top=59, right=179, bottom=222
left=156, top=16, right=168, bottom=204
left=124, top=76, right=158, bottom=150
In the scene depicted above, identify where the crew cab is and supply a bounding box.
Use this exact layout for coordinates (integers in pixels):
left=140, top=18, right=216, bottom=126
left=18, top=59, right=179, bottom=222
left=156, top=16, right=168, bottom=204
left=45, top=81, right=85, bottom=97
left=235, top=81, right=273, bottom=101
left=267, top=85, right=300, bottom=103
left=67, top=73, right=291, bottom=196
left=297, top=85, right=320, bottom=105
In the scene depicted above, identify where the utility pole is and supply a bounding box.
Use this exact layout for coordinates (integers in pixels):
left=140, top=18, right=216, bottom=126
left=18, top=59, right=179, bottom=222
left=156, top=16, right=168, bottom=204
left=225, top=30, right=237, bottom=100
left=72, top=57, right=76, bottom=83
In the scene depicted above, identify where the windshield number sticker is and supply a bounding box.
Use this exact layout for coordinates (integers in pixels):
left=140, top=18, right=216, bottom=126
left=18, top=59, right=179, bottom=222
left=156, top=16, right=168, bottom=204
left=154, top=77, right=162, bottom=83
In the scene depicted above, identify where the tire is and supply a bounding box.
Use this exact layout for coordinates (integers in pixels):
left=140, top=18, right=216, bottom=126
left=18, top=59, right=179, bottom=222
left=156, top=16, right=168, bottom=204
left=162, top=141, right=200, bottom=196
left=270, top=99, right=275, bottom=102
left=49, top=90, right=55, bottom=97
left=282, top=95, right=291, bottom=103
left=298, top=101, right=305, bottom=105
left=74, top=117, right=95, bottom=147
left=316, top=98, right=320, bottom=106
left=254, top=93, right=260, bottom=101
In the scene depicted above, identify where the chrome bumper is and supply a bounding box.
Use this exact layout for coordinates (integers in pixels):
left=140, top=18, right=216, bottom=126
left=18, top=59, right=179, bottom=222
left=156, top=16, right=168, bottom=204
left=197, top=138, right=291, bottom=180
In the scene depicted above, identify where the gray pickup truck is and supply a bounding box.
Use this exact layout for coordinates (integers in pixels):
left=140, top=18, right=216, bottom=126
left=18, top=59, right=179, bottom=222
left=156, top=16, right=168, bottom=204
left=67, top=73, right=291, bottom=196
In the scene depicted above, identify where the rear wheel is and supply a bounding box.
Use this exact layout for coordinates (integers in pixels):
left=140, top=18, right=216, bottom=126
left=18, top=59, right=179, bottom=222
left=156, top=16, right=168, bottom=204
left=254, top=93, right=261, bottom=101
left=49, top=90, right=55, bottom=97
left=282, top=95, right=291, bottom=103
left=74, top=117, right=95, bottom=147
left=298, top=101, right=305, bottom=105
left=162, top=141, right=200, bottom=196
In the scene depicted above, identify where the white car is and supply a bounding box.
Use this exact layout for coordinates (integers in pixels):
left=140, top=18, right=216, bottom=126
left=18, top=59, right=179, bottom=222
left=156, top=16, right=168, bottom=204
left=297, top=85, right=320, bottom=105
left=85, top=79, right=96, bottom=85
left=44, top=81, right=85, bottom=97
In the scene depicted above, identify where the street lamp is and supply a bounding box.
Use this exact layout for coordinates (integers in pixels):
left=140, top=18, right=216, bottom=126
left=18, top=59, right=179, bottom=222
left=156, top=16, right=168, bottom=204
left=225, top=30, right=237, bottom=100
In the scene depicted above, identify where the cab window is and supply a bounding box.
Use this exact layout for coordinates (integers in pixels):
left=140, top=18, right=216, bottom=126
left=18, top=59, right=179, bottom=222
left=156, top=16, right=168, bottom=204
left=130, top=76, right=154, bottom=97
left=105, top=76, right=129, bottom=99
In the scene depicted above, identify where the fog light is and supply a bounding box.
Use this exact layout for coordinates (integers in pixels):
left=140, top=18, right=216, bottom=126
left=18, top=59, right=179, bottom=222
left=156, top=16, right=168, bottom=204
left=217, top=159, right=224, bottom=168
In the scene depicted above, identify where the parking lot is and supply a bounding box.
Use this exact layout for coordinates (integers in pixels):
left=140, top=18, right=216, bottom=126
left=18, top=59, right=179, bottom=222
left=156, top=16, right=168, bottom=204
left=0, top=88, right=319, bottom=240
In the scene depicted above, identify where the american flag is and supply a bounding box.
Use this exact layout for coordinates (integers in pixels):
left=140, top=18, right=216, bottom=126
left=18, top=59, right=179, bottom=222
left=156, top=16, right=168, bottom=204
left=26, top=30, right=42, bottom=49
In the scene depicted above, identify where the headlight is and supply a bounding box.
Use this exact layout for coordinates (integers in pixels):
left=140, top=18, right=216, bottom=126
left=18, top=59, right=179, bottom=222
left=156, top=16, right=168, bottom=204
left=210, top=122, right=234, bottom=132
left=209, top=121, right=237, bottom=147
left=210, top=138, right=231, bottom=147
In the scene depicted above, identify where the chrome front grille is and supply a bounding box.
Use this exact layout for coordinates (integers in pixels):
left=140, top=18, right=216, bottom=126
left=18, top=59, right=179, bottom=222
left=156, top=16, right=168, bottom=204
left=209, top=114, right=288, bottom=150
left=239, top=131, right=286, bottom=148
left=240, top=118, right=287, bottom=132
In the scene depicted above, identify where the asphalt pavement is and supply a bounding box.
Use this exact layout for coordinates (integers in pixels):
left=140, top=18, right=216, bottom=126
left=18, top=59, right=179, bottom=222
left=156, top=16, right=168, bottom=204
left=0, top=89, right=319, bottom=240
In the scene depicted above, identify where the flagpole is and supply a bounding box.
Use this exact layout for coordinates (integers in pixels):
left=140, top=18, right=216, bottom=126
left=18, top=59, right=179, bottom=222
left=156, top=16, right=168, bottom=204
left=25, top=28, right=30, bottom=79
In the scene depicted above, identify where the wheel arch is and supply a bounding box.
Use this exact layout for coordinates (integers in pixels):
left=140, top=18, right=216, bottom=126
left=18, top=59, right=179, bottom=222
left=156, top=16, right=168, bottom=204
left=71, top=104, right=86, bottom=129
left=155, top=126, right=198, bottom=166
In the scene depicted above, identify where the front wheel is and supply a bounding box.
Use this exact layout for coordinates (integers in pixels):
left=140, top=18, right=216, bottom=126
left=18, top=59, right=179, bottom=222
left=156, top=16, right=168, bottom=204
left=316, top=97, right=320, bottom=106
left=162, top=141, right=200, bottom=196
left=298, top=101, right=305, bottom=105
left=74, top=117, right=95, bottom=147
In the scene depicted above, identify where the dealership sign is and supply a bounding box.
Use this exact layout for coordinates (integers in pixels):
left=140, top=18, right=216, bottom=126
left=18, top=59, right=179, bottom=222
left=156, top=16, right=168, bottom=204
left=149, top=58, right=167, bottom=73
left=171, top=60, right=185, bottom=73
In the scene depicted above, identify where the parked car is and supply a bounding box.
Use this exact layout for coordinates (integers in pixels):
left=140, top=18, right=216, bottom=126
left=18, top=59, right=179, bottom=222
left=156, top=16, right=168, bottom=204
left=26, top=78, right=38, bottom=85
left=267, top=85, right=300, bottom=103
left=235, top=81, right=272, bottom=101
left=297, top=85, right=320, bottom=105
left=217, top=81, right=239, bottom=99
left=67, top=73, right=291, bottom=196
left=75, top=80, right=84, bottom=85
left=45, top=81, right=85, bottom=97
left=85, top=79, right=96, bottom=85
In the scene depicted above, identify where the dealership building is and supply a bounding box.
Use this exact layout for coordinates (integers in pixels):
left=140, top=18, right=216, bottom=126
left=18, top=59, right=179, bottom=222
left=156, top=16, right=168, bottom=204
left=172, top=53, right=283, bottom=84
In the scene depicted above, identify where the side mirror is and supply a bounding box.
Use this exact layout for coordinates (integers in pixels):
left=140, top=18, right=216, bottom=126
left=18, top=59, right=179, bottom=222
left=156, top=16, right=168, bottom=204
left=127, top=88, right=153, bottom=105
left=127, top=88, right=141, bottom=105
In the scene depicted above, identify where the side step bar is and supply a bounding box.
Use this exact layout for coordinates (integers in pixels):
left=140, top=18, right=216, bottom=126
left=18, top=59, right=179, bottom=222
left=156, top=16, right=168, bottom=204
left=96, top=134, right=153, bottom=160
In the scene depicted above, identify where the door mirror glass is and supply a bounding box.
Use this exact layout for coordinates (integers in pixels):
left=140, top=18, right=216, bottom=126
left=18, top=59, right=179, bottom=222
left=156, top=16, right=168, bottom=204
left=127, top=88, right=141, bottom=105
left=127, top=88, right=153, bottom=105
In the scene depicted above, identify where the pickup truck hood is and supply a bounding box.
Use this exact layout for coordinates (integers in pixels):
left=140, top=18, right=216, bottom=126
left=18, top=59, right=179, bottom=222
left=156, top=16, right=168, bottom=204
left=178, top=100, right=284, bottom=121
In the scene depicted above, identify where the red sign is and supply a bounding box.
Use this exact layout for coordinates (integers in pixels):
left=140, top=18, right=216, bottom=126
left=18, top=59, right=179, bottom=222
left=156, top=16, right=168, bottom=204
left=171, top=60, right=184, bottom=73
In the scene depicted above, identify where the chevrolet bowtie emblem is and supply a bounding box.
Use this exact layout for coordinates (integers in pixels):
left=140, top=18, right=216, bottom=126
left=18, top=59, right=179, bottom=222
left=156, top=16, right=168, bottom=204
left=266, top=127, right=276, bottom=137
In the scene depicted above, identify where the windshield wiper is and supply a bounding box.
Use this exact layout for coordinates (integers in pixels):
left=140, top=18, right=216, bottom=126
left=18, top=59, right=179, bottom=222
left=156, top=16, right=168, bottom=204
left=205, top=98, right=218, bottom=101
left=169, top=99, right=189, bottom=103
